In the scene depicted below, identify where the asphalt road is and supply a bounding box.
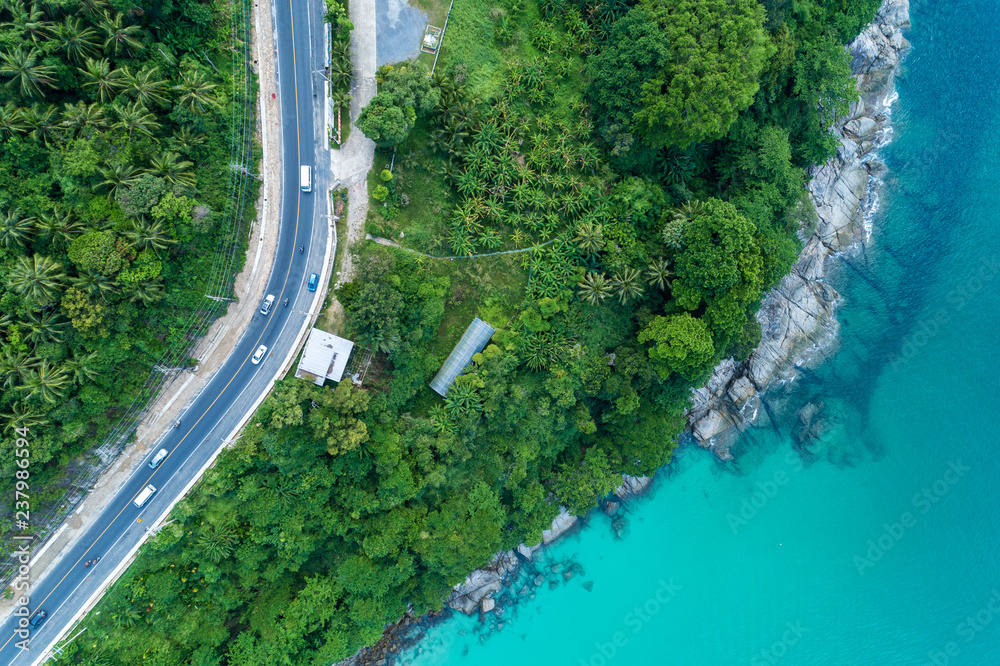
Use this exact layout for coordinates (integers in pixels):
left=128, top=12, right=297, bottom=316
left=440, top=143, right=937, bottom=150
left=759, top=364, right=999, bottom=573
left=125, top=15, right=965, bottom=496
left=0, top=0, right=329, bottom=662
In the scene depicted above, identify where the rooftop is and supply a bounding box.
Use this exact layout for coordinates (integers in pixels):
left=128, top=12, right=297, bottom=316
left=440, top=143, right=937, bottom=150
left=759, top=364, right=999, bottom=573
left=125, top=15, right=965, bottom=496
left=430, top=317, right=496, bottom=396
left=295, top=328, right=355, bottom=385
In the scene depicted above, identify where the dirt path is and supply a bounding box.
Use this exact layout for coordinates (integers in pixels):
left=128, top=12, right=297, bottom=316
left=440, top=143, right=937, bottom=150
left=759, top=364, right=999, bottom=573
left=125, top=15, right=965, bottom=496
left=0, top=2, right=284, bottom=619
left=330, top=0, right=377, bottom=287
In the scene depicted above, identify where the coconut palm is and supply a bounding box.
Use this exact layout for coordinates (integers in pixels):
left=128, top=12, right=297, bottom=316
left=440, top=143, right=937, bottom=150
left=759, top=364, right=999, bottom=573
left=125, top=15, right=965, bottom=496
left=20, top=359, right=71, bottom=403
left=98, top=162, right=138, bottom=195
left=71, top=270, right=119, bottom=300
left=0, top=102, right=25, bottom=138
left=60, top=100, right=107, bottom=138
left=53, top=15, right=100, bottom=63
left=64, top=350, right=100, bottom=384
left=113, top=99, right=160, bottom=139
left=79, top=57, right=124, bottom=103
left=123, top=218, right=175, bottom=256
left=167, top=124, right=205, bottom=153
left=23, top=309, right=65, bottom=346
left=645, top=258, right=673, bottom=290
left=174, top=69, right=218, bottom=114
left=0, top=347, right=36, bottom=390
left=576, top=271, right=611, bottom=305
left=328, top=56, right=352, bottom=90
left=1, top=401, right=49, bottom=433
left=99, top=11, right=144, bottom=59
left=76, top=0, right=111, bottom=17
left=7, top=254, right=66, bottom=304
left=0, top=46, right=55, bottom=98
left=610, top=267, right=644, bottom=304
left=2, top=1, right=51, bottom=44
left=0, top=209, right=32, bottom=249
left=144, top=151, right=194, bottom=187
left=121, top=65, right=168, bottom=107
left=123, top=280, right=164, bottom=304
left=21, top=103, right=61, bottom=146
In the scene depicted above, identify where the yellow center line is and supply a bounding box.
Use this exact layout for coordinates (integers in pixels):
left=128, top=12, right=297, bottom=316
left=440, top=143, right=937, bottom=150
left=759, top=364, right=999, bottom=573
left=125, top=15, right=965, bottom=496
left=1, top=0, right=306, bottom=655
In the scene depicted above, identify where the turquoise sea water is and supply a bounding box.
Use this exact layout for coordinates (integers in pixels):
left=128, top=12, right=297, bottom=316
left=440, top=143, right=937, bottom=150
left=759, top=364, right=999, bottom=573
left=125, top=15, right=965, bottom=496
left=401, top=2, right=1000, bottom=664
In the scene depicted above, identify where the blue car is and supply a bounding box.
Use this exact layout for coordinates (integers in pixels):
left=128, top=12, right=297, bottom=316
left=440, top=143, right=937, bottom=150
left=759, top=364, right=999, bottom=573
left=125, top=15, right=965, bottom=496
left=307, top=273, right=319, bottom=292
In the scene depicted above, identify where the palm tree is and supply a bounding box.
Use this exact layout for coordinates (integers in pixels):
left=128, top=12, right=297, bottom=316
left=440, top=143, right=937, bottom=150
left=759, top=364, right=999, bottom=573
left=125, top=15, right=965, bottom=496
left=98, top=162, right=138, bottom=195
left=0, top=347, right=36, bottom=390
left=196, top=525, right=234, bottom=563
left=145, top=151, right=194, bottom=187
left=645, top=258, right=672, bottom=290
left=123, top=280, right=164, bottom=304
left=21, top=104, right=61, bottom=146
left=71, top=270, right=119, bottom=300
left=2, top=1, right=51, bottom=44
left=174, top=69, right=218, bottom=114
left=37, top=207, right=85, bottom=244
left=79, top=57, right=124, bottom=103
left=121, top=65, right=168, bottom=107
left=328, top=56, right=352, bottom=90
left=64, top=350, right=100, bottom=384
left=0, top=46, right=55, bottom=98
left=670, top=199, right=704, bottom=224
left=573, top=220, right=604, bottom=254
left=113, top=99, right=160, bottom=139
left=76, top=0, right=111, bottom=17
left=0, top=209, right=32, bottom=249
left=0, top=102, right=25, bottom=138
left=167, top=125, right=205, bottom=153
left=61, top=100, right=107, bottom=138
left=611, top=267, right=644, bottom=304
left=7, top=254, right=66, bottom=305
left=23, top=309, right=65, bottom=346
left=99, top=11, right=144, bottom=59
left=20, top=359, right=71, bottom=403
left=1, top=401, right=49, bottom=433
left=124, top=218, right=175, bottom=256
left=53, top=16, right=100, bottom=63
left=576, top=271, right=611, bottom=305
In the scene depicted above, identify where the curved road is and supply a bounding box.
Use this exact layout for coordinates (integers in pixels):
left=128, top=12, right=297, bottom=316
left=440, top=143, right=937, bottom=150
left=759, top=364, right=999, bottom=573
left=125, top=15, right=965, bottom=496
left=0, top=0, right=329, bottom=662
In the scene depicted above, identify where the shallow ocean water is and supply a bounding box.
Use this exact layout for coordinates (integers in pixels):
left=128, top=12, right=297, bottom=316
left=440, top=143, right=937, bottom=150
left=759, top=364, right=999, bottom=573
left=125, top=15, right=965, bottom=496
left=400, top=2, right=1000, bottom=664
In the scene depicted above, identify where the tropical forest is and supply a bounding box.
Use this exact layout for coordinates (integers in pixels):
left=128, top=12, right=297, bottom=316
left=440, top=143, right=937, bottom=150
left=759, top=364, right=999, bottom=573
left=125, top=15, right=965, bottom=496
left=63, top=0, right=885, bottom=663
left=0, top=0, right=254, bottom=542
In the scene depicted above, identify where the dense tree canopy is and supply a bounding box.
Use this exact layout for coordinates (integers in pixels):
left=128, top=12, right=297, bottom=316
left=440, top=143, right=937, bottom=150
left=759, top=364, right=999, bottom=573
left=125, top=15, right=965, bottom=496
left=68, top=0, right=885, bottom=662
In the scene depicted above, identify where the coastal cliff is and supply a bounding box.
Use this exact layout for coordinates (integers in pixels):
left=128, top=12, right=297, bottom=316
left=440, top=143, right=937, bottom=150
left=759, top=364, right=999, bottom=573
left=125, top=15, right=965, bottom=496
left=688, top=0, right=912, bottom=459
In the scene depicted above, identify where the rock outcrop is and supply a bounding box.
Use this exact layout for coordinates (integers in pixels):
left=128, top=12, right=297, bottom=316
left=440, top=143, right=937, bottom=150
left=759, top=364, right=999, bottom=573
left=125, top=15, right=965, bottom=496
left=688, top=0, right=911, bottom=458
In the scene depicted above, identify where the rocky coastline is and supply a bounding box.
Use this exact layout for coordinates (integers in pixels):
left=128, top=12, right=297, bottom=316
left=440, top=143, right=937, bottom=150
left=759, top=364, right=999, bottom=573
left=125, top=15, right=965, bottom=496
left=688, top=0, right=911, bottom=460
left=336, top=2, right=911, bottom=663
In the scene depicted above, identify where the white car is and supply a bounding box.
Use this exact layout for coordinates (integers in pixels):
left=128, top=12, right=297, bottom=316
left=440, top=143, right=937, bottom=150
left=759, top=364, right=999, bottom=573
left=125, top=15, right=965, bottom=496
left=260, top=294, right=275, bottom=315
left=252, top=345, right=267, bottom=364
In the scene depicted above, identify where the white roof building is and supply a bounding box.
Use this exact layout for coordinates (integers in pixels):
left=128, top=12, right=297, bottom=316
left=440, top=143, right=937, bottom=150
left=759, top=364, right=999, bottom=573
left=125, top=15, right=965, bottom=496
left=295, top=328, right=354, bottom=385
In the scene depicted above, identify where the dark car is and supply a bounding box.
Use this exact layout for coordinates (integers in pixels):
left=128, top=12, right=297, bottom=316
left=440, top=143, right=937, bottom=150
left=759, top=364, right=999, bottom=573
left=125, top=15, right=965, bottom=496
left=307, top=273, right=319, bottom=292
left=29, top=610, right=46, bottom=627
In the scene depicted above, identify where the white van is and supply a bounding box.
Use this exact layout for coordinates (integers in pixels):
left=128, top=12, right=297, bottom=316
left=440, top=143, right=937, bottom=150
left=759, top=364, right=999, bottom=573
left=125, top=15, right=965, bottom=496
left=260, top=294, right=275, bottom=315
left=300, top=165, right=312, bottom=192
left=134, top=484, right=157, bottom=508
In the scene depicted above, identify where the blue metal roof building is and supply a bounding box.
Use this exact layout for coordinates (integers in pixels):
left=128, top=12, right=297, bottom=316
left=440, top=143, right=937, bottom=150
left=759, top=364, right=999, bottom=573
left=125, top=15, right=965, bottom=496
left=430, top=317, right=496, bottom=396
